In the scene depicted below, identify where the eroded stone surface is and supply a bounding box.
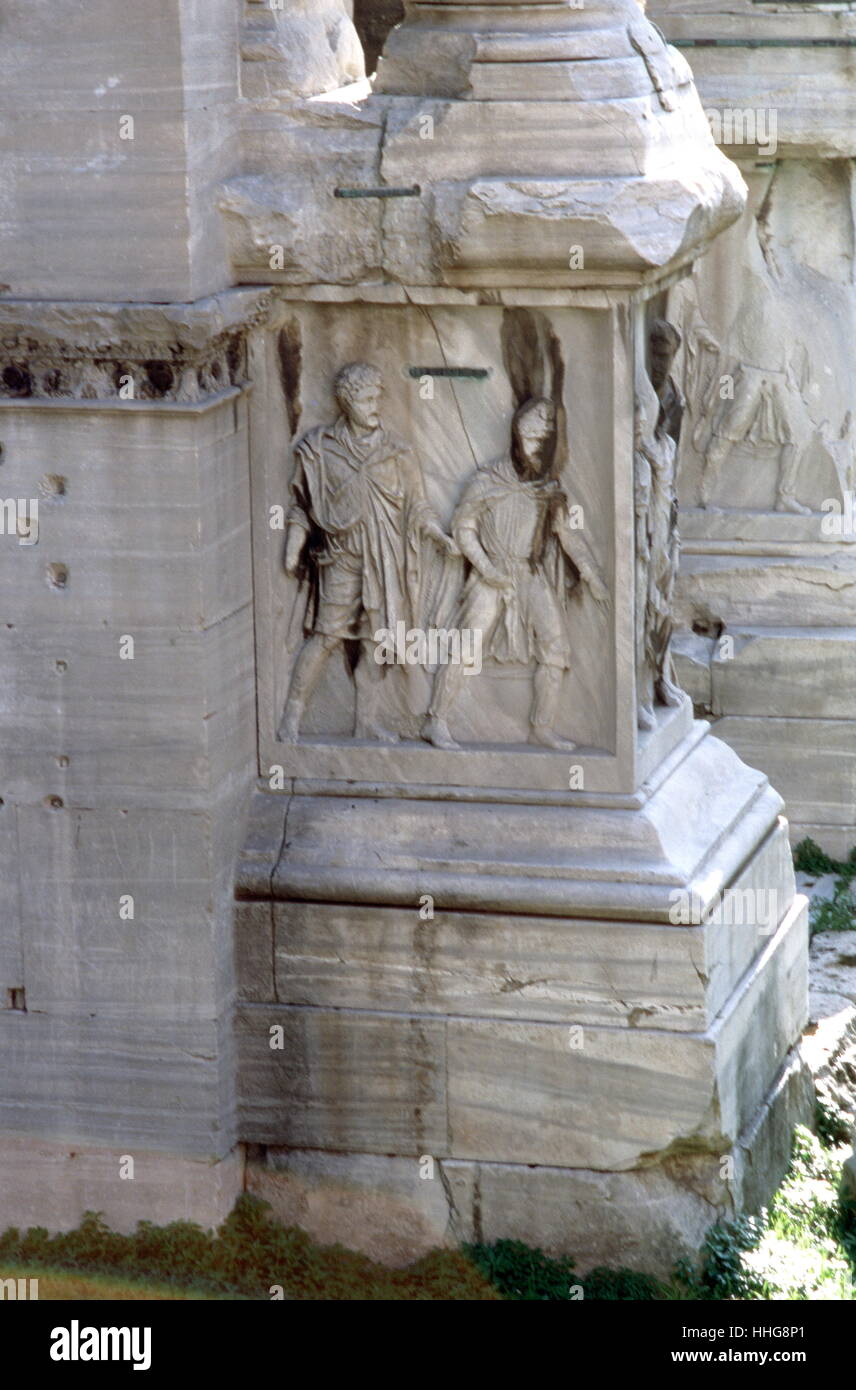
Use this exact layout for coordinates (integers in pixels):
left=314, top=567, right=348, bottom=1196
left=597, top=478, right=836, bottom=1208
left=221, top=0, right=745, bottom=286
left=647, top=0, right=856, bottom=851
left=241, top=0, right=364, bottom=103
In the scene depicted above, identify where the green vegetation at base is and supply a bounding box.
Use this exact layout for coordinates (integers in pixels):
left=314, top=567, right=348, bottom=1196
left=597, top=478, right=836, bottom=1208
left=463, top=1240, right=666, bottom=1300
left=0, top=1197, right=499, bottom=1301
left=0, top=1265, right=239, bottom=1301
left=678, top=1128, right=856, bottom=1301
left=0, top=1128, right=853, bottom=1301
left=793, top=837, right=856, bottom=936
left=468, top=1127, right=856, bottom=1301
left=815, top=1094, right=853, bottom=1149
left=793, top=839, right=856, bottom=879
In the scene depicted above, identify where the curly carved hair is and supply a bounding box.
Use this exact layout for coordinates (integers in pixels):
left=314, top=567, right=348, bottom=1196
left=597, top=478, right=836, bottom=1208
left=333, top=361, right=383, bottom=411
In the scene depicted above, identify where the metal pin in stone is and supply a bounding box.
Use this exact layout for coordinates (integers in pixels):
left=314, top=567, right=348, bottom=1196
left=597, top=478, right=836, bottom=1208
left=407, top=367, right=490, bottom=380
left=334, top=185, right=421, bottom=198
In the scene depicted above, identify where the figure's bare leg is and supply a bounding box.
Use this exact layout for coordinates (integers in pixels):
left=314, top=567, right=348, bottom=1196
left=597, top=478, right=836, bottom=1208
left=637, top=701, right=656, bottom=732
left=655, top=635, right=684, bottom=707
left=700, top=435, right=732, bottom=508
left=529, top=665, right=576, bottom=750
left=422, top=661, right=464, bottom=749
left=278, top=633, right=338, bottom=740
left=638, top=643, right=656, bottom=729
left=423, top=587, right=497, bottom=749
left=398, top=660, right=431, bottom=742
left=354, top=640, right=399, bottom=742
left=637, top=560, right=655, bottom=731
left=776, top=442, right=810, bottom=514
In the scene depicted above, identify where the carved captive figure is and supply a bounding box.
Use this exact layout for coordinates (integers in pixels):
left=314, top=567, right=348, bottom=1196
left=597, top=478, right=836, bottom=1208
left=636, top=319, right=685, bottom=731
left=648, top=318, right=685, bottom=449
left=279, top=362, right=457, bottom=742
left=422, top=397, right=609, bottom=751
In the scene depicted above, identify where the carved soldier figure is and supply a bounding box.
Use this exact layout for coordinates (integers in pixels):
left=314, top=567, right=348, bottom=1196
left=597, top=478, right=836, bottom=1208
left=278, top=361, right=457, bottom=742
left=817, top=411, right=856, bottom=500
left=636, top=319, right=685, bottom=731
left=693, top=314, right=812, bottom=514
left=421, top=397, right=609, bottom=751
left=699, top=362, right=810, bottom=513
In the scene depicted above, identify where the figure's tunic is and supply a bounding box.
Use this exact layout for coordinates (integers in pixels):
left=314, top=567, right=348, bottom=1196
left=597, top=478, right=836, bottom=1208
left=709, top=362, right=793, bottom=447
left=640, top=416, right=680, bottom=678
left=287, top=415, right=434, bottom=640
left=657, top=374, right=685, bottom=448
left=450, top=456, right=590, bottom=668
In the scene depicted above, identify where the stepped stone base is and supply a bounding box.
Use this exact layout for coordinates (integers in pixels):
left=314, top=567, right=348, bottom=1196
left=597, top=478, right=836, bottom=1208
left=234, top=727, right=811, bottom=1272
left=244, top=1047, right=812, bottom=1277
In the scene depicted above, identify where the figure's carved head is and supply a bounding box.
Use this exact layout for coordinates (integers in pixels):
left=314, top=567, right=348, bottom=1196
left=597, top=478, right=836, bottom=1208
left=511, top=397, right=556, bottom=479
left=649, top=319, right=681, bottom=392
left=334, top=361, right=382, bottom=431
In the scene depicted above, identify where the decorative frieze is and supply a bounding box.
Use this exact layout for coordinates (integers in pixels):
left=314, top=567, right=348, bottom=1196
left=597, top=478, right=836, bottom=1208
left=0, top=290, right=274, bottom=404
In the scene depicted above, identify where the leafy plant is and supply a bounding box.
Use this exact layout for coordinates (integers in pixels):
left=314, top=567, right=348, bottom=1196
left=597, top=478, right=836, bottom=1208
left=695, top=1214, right=770, bottom=1299
left=809, top=888, right=856, bottom=937
left=676, top=1129, right=856, bottom=1301
left=793, top=838, right=847, bottom=877
left=793, top=837, right=856, bottom=936
left=582, top=1265, right=663, bottom=1300
left=463, top=1239, right=671, bottom=1300
left=462, top=1239, right=580, bottom=1300
left=815, top=1095, right=853, bottom=1148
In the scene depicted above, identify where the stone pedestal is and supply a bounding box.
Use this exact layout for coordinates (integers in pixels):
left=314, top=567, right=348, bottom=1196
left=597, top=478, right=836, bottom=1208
left=227, top=0, right=810, bottom=1273
left=0, top=3, right=276, bottom=1234
left=648, top=0, right=856, bottom=856
left=0, top=0, right=240, bottom=302
left=236, top=753, right=809, bottom=1273
left=0, top=292, right=269, bottom=1231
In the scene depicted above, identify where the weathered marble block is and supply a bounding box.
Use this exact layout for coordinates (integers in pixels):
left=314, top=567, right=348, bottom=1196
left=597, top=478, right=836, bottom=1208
left=0, top=289, right=267, bottom=1233
left=647, top=0, right=856, bottom=850
left=238, top=891, right=806, bottom=1165
left=237, top=811, right=794, bottom=1032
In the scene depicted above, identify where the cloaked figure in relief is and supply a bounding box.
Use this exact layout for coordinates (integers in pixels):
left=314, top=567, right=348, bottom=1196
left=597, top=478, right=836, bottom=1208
left=278, top=361, right=458, bottom=742
left=635, top=318, right=685, bottom=732
left=649, top=318, right=685, bottom=450
left=692, top=306, right=811, bottom=513
left=421, top=396, right=609, bottom=751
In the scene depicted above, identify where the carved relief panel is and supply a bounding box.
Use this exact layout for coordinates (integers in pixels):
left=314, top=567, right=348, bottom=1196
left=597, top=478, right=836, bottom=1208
left=249, top=295, right=688, bottom=795
left=669, top=167, right=856, bottom=527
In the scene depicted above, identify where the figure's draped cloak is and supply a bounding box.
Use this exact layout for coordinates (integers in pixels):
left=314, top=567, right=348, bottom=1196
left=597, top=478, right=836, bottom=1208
left=635, top=373, right=680, bottom=679
left=287, top=416, right=438, bottom=649
left=450, top=456, right=586, bottom=666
